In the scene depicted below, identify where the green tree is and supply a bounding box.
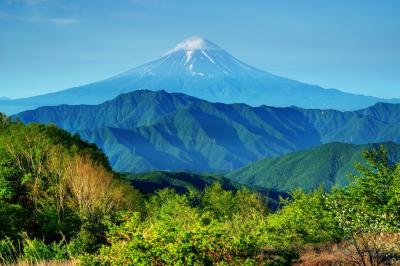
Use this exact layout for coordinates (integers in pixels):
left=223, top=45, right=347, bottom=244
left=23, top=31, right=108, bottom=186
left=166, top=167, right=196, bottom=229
left=266, top=188, right=342, bottom=248
left=328, top=146, right=400, bottom=265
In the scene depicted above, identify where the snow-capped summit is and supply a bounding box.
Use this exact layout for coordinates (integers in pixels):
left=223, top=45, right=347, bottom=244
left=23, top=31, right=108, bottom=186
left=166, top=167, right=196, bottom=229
left=124, top=36, right=264, bottom=80
left=163, top=36, right=220, bottom=55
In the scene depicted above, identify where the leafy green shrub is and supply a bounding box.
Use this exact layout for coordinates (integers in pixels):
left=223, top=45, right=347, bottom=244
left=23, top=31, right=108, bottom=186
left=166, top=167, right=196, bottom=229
left=49, top=241, right=70, bottom=260
left=66, top=225, right=102, bottom=256
left=266, top=188, right=343, bottom=248
left=327, top=146, right=400, bottom=265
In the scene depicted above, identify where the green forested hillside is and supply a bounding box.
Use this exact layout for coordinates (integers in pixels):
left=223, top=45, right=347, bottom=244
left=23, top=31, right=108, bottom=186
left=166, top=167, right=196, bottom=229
left=15, top=90, right=400, bottom=173
left=77, top=101, right=321, bottom=172
left=227, top=142, right=400, bottom=192
left=0, top=115, right=142, bottom=263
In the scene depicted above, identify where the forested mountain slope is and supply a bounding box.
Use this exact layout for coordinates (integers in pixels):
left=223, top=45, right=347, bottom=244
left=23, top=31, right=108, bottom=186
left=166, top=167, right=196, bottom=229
left=227, top=142, right=400, bottom=192
left=16, top=90, right=400, bottom=172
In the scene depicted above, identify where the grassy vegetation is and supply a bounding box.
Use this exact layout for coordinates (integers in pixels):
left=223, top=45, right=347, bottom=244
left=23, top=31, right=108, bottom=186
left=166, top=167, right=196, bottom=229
left=1, top=113, right=400, bottom=265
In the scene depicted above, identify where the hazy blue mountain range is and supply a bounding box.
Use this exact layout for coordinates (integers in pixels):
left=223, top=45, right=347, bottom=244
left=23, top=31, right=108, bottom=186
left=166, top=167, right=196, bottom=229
left=1, top=37, right=399, bottom=114
left=15, top=90, right=200, bottom=133
left=227, top=142, right=400, bottom=192
left=15, top=90, right=400, bottom=173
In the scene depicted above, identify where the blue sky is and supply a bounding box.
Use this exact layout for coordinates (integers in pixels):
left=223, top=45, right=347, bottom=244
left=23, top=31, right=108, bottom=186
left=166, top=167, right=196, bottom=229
left=0, top=0, right=399, bottom=99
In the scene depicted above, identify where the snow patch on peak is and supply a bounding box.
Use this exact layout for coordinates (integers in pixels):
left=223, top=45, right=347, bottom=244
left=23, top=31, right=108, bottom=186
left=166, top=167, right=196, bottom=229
left=201, top=50, right=215, bottom=64
left=163, top=36, right=220, bottom=56
left=177, top=37, right=208, bottom=50
left=184, top=50, right=193, bottom=65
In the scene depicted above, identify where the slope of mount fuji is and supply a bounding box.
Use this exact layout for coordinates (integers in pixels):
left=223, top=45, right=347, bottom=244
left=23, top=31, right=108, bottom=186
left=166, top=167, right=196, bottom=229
left=1, top=37, right=399, bottom=114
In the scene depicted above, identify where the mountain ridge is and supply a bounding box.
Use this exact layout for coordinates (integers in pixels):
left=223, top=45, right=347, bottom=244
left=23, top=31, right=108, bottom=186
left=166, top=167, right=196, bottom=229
left=15, top=90, right=400, bottom=173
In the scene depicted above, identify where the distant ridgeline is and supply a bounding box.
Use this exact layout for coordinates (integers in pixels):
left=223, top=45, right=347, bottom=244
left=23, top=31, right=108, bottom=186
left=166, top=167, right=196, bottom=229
left=14, top=90, right=400, bottom=175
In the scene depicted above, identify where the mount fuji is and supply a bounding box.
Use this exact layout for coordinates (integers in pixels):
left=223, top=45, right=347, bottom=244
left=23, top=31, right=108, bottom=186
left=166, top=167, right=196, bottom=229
left=1, top=36, right=398, bottom=114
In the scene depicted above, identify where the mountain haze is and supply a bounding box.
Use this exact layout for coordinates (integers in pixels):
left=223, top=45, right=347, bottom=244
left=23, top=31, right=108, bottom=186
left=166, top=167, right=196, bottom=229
left=2, top=37, right=399, bottom=114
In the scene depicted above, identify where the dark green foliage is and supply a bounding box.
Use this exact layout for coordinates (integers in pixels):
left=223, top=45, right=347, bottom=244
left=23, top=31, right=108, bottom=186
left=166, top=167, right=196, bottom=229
left=0, top=238, right=18, bottom=263
left=228, top=142, right=400, bottom=192
left=124, top=171, right=239, bottom=194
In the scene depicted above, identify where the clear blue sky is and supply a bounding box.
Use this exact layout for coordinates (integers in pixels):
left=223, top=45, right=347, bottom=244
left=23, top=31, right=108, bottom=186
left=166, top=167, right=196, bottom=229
left=0, top=0, right=399, bottom=99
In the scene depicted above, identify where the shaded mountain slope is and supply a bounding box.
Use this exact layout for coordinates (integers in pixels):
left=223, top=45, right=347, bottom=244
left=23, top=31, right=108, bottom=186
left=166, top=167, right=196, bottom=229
left=15, top=90, right=400, bottom=173
left=76, top=99, right=322, bottom=172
